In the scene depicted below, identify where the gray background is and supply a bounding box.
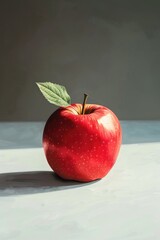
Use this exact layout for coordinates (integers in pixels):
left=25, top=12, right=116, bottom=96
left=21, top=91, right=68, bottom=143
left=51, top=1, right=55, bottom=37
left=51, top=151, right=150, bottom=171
left=0, top=0, right=160, bottom=121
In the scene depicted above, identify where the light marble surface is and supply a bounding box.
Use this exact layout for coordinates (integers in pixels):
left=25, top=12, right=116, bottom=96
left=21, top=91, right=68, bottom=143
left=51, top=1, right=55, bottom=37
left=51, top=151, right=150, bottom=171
left=0, top=121, right=160, bottom=240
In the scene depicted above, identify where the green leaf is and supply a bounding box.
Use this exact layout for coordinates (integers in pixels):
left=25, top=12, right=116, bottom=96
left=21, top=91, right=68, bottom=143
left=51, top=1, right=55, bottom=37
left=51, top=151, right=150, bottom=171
left=36, top=82, right=71, bottom=107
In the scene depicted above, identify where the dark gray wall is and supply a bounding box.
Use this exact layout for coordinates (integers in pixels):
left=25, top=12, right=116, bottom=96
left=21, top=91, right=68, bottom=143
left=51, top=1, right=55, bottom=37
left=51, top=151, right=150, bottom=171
left=0, top=0, right=160, bottom=121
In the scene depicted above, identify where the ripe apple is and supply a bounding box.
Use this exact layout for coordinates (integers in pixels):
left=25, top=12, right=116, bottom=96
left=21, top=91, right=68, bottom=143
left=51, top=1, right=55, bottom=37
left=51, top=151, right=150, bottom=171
left=37, top=83, right=122, bottom=182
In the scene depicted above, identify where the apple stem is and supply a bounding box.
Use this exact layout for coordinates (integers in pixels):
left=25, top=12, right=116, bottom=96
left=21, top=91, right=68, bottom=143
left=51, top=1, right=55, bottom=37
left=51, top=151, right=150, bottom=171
left=81, top=93, right=88, bottom=114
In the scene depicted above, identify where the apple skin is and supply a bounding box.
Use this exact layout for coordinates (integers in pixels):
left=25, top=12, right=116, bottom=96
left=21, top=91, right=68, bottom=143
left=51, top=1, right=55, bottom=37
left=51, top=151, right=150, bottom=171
left=43, top=103, right=122, bottom=182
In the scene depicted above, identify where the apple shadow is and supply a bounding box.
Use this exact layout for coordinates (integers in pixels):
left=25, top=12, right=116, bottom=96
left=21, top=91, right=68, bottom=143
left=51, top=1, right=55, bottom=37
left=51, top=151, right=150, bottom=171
left=0, top=171, right=98, bottom=197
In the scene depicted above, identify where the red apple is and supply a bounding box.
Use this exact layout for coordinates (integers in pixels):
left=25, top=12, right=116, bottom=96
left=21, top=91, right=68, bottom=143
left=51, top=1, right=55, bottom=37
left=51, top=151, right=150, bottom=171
left=43, top=103, right=122, bottom=182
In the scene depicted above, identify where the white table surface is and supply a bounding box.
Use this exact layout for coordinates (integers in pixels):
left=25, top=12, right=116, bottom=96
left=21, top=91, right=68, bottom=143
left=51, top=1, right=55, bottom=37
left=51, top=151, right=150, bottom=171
left=0, top=121, right=160, bottom=240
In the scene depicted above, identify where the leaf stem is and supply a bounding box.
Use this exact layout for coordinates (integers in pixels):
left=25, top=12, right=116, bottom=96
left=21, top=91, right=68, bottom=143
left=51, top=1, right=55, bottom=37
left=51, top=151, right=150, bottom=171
left=81, top=93, right=88, bottom=114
